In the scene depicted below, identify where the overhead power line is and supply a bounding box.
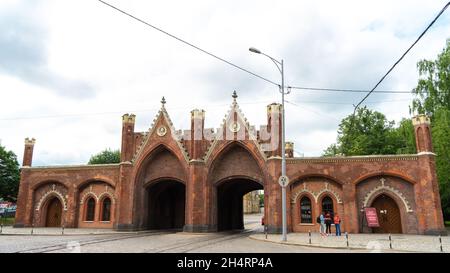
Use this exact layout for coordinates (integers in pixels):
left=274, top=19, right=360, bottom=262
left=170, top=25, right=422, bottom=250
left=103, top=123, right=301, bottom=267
left=288, top=86, right=415, bottom=94
left=352, top=1, right=450, bottom=113
left=97, top=0, right=278, bottom=86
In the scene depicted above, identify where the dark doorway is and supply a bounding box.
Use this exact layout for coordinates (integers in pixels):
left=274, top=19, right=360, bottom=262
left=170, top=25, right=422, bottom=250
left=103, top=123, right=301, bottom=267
left=217, top=179, right=263, bottom=231
left=372, top=194, right=402, bottom=234
left=45, top=197, right=62, bottom=227
left=146, top=180, right=185, bottom=230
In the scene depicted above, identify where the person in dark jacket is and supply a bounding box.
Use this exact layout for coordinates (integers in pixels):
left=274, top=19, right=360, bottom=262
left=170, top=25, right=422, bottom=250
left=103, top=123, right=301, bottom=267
left=325, top=211, right=332, bottom=235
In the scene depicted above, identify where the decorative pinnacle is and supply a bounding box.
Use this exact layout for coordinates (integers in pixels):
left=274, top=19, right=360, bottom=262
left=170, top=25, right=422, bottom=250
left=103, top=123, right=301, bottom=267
left=161, top=96, right=166, bottom=106
left=25, top=137, right=36, bottom=145
left=232, top=90, right=238, bottom=102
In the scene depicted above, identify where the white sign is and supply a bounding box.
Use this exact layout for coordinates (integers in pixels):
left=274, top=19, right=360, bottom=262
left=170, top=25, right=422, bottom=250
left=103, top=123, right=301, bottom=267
left=278, top=175, right=289, bottom=187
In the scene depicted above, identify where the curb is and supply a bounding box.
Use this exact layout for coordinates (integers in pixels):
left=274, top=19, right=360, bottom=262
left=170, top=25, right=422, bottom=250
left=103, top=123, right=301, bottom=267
left=0, top=230, right=163, bottom=236
left=248, top=235, right=422, bottom=253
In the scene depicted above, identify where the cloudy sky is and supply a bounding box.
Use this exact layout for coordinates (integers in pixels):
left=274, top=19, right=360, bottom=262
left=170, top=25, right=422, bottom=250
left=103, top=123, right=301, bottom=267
left=1, top=0, right=449, bottom=166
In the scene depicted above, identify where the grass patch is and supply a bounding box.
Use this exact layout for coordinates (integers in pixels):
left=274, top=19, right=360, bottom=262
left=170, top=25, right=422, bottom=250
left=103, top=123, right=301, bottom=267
left=445, top=221, right=450, bottom=227
left=1, top=217, right=15, bottom=226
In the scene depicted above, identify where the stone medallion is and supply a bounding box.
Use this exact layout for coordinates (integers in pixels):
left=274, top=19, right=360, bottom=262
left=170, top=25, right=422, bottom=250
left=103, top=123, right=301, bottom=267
left=157, top=126, right=167, bottom=137
left=229, top=122, right=241, bottom=133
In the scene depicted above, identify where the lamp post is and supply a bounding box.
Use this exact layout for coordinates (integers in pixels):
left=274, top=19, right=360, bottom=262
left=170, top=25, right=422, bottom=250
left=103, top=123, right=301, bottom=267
left=249, top=47, right=288, bottom=242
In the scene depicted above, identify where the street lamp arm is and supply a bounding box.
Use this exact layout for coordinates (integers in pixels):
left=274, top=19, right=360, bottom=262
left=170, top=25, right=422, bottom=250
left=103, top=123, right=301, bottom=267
left=266, top=55, right=283, bottom=75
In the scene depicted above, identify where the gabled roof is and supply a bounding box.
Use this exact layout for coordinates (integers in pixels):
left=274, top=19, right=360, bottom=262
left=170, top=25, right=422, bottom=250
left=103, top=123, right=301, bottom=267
left=203, top=91, right=267, bottom=162
left=132, top=97, right=190, bottom=163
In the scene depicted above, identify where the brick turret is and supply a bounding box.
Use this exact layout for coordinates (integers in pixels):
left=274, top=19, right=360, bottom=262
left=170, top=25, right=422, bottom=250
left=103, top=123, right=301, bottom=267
left=412, top=114, right=433, bottom=154
left=266, top=103, right=282, bottom=157
left=190, top=109, right=205, bottom=160
left=121, top=114, right=136, bottom=163
left=22, top=138, right=35, bottom=167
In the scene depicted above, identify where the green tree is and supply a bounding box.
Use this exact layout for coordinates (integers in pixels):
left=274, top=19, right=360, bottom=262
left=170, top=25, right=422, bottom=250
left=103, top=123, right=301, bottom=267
left=411, top=39, right=450, bottom=221
left=88, top=149, right=121, bottom=165
left=323, top=106, right=405, bottom=156
left=392, top=118, right=416, bottom=154
left=0, top=144, right=20, bottom=202
left=411, top=39, right=450, bottom=115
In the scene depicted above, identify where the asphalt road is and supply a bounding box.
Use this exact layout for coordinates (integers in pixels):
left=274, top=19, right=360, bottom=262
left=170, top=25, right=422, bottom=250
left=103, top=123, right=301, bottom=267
left=0, top=214, right=385, bottom=253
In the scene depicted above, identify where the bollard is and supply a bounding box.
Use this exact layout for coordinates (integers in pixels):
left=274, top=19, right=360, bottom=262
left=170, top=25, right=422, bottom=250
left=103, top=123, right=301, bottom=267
left=0, top=222, right=2, bottom=234
left=31, top=224, right=34, bottom=235
left=264, top=225, right=268, bottom=240
left=62, top=225, right=65, bottom=235
left=345, top=232, right=349, bottom=248
left=309, top=230, right=311, bottom=245
left=389, top=234, right=392, bottom=249
left=439, top=235, right=443, bottom=253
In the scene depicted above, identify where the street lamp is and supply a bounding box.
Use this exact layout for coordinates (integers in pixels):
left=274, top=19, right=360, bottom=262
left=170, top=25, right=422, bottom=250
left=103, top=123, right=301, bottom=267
left=249, top=47, right=288, bottom=242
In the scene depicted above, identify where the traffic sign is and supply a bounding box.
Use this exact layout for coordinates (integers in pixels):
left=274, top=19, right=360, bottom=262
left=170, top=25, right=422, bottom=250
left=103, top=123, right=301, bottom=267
left=278, top=175, right=289, bottom=187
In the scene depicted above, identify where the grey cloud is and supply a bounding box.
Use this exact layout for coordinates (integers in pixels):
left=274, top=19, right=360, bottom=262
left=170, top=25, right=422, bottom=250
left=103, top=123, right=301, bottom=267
left=0, top=3, right=95, bottom=99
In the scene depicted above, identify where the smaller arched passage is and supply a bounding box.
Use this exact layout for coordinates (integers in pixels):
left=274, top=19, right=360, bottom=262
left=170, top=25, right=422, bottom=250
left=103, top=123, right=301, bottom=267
left=216, top=178, right=263, bottom=231
left=145, top=180, right=186, bottom=230
left=371, top=194, right=402, bottom=234
left=44, top=197, right=63, bottom=227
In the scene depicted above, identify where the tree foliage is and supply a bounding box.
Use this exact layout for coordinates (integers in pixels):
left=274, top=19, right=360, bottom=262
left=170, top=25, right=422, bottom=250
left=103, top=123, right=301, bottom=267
left=88, top=149, right=120, bottom=165
left=0, top=144, right=20, bottom=202
left=323, top=107, right=413, bottom=156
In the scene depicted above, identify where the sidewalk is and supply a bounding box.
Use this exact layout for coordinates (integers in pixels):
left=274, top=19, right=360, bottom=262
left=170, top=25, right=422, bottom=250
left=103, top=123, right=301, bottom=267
left=250, top=232, right=449, bottom=253
left=0, top=226, right=143, bottom=236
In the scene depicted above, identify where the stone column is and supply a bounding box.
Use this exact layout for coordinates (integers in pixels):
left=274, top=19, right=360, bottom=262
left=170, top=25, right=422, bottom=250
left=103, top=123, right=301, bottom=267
left=342, top=183, right=358, bottom=233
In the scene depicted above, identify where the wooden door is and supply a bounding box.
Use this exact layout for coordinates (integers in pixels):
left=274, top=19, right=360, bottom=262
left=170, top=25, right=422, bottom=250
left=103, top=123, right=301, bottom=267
left=45, top=198, right=62, bottom=227
left=372, top=194, right=402, bottom=234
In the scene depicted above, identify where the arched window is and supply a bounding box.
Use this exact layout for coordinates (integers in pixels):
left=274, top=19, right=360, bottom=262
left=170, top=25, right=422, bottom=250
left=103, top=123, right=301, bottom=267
left=101, top=198, right=111, bottom=222
left=322, top=196, right=334, bottom=214
left=85, top=198, right=96, bottom=221
left=300, top=196, right=312, bottom=223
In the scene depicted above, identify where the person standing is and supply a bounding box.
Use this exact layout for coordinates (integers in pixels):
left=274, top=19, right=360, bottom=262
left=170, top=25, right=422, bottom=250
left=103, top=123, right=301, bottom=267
left=317, top=212, right=326, bottom=237
left=325, top=212, right=332, bottom=235
left=334, top=213, right=342, bottom=236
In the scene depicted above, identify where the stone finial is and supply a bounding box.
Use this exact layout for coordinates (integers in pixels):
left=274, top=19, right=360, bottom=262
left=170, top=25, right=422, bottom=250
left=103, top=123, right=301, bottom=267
left=122, top=114, right=136, bottom=124
left=25, top=138, right=36, bottom=145
left=285, top=141, right=294, bottom=150
left=412, top=114, right=431, bottom=126
left=285, top=141, right=294, bottom=158
left=232, top=90, right=238, bottom=102
left=161, top=96, right=166, bottom=106
left=191, top=109, right=206, bottom=119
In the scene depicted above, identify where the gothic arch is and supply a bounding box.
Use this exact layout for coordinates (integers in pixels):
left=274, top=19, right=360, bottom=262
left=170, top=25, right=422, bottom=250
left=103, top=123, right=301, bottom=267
left=34, top=183, right=68, bottom=211
left=290, top=174, right=345, bottom=187
left=354, top=171, right=417, bottom=185
left=363, top=186, right=413, bottom=213
left=207, top=141, right=267, bottom=185
left=290, top=176, right=343, bottom=204
left=133, top=143, right=188, bottom=185
left=77, top=177, right=116, bottom=191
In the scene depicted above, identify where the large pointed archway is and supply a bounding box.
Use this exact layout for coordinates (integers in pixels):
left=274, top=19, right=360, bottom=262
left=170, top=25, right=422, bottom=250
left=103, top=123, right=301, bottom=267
left=208, top=142, right=267, bottom=232
left=217, top=178, right=263, bottom=231
left=133, top=144, right=188, bottom=230
left=145, top=180, right=185, bottom=230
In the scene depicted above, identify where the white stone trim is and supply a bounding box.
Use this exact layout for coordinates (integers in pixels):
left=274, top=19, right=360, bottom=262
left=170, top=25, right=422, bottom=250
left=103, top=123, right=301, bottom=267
left=291, top=184, right=343, bottom=204
left=203, top=100, right=267, bottom=162
left=35, top=187, right=68, bottom=211
left=132, top=105, right=190, bottom=163
left=363, top=180, right=413, bottom=212
left=97, top=191, right=116, bottom=204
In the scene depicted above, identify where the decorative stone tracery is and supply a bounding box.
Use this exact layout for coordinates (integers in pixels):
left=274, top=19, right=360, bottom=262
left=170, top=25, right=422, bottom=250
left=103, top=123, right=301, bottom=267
left=363, top=178, right=413, bottom=212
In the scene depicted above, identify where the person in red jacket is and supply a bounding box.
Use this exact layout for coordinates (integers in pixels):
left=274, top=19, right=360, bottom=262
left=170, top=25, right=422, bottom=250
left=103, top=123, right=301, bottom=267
left=334, top=213, right=342, bottom=236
